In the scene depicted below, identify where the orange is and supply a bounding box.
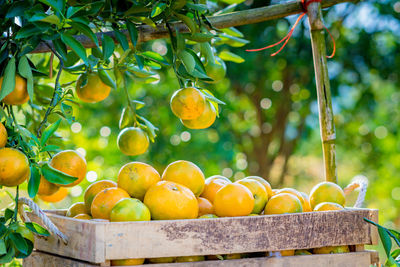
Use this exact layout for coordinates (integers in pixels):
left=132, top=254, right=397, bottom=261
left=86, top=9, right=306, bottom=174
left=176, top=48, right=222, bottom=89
left=181, top=100, right=216, bottom=129
left=143, top=181, right=198, bottom=220
left=117, top=127, right=149, bottom=156
left=0, top=123, right=7, bottom=148
left=197, top=197, right=214, bottom=216
left=264, top=193, right=303, bottom=215
left=148, top=257, right=175, bottom=264
left=246, top=176, right=273, bottom=199
left=0, top=75, right=29, bottom=105
left=204, top=57, right=226, bottom=84
left=271, top=189, right=279, bottom=196
left=50, top=150, right=87, bottom=187
left=313, top=202, right=344, bottom=211
left=175, top=256, right=205, bottom=262
left=236, top=178, right=268, bottom=214
left=73, top=214, right=92, bottom=220
left=295, top=250, right=312, bottom=255
left=111, top=259, right=145, bottom=266
left=214, top=183, right=254, bottom=217
left=277, top=188, right=306, bottom=210
left=267, top=250, right=295, bottom=256
left=66, top=202, right=89, bottom=217
left=39, top=187, right=68, bottom=202
left=76, top=72, right=111, bottom=103
left=200, top=175, right=231, bottom=203
left=0, top=148, right=30, bottom=187
left=37, top=176, right=59, bottom=196
left=117, top=162, right=161, bottom=200
left=170, top=87, right=206, bottom=120
left=110, top=198, right=151, bottom=222
left=309, top=182, right=345, bottom=209
left=91, top=187, right=130, bottom=220
left=84, top=180, right=117, bottom=212
left=198, top=214, right=218, bottom=219
left=225, top=253, right=242, bottom=259
left=313, top=246, right=350, bottom=254
left=162, top=160, right=205, bottom=196
left=299, top=192, right=312, bottom=212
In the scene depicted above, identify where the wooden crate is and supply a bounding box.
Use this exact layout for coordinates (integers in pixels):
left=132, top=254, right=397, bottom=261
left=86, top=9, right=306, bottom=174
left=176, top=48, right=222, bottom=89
left=23, top=208, right=379, bottom=266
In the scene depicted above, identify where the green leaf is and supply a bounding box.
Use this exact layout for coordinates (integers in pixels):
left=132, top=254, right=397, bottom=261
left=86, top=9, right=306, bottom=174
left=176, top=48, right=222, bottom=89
left=41, top=145, right=60, bottom=152
left=201, top=89, right=226, bottom=105
left=185, top=3, right=208, bottom=12
left=16, top=125, right=40, bottom=145
left=24, top=222, right=50, bottom=237
left=60, top=33, right=88, bottom=65
left=41, top=162, right=78, bottom=185
left=102, top=34, right=115, bottom=60
left=15, top=24, right=42, bottom=39
left=41, top=119, right=62, bottom=146
left=40, top=14, right=60, bottom=25
left=217, top=34, right=250, bottom=47
left=137, top=115, right=158, bottom=142
left=113, top=28, right=129, bottom=51
left=70, top=22, right=99, bottom=47
left=218, top=50, right=245, bottom=63
left=91, top=47, right=103, bottom=60
left=6, top=1, right=30, bottom=18
left=9, top=233, right=28, bottom=255
left=98, top=68, right=116, bottom=89
left=126, top=21, right=138, bottom=48
left=178, top=50, right=195, bottom=74
left=221, top=27, right=244, bottom=38
left=0, top=58, right=16, bottom=102
left=119, top=106, right=135, bottom=129
left=0, top=245, right=14, bottom=264
left=0, top=239, right=6, bottom=255
left=4, top=209, right=14, bottom=221
left=151, top=3, right=166, bottom=17
left=18, top=56, right=34, bottom=101
left=28, top=165, right=41, bottom=198
left=52, top=38, right=68, bottom=61
left=66, top=6, right=83, bottom=18
left=141, top=51, right=169, bottom=65
left=38, top=0, right=64, bottom=13
left=389, top=229, right=400, bottom=247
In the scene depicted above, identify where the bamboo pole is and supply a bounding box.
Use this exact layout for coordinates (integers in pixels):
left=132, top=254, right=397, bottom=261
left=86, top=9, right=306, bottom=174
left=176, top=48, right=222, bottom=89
left=31, top=0, right=353, bottom=54
left=307, top=2, right=338, bottom=183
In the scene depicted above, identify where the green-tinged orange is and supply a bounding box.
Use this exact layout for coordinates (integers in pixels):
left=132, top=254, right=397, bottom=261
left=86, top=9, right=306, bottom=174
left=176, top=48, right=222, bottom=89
left=313, top=246, right=350, bottom=254
left=309, top=182, right=345, bottom=209
left=198, top=214, right=218, bottom=219
left=110, top=198, right=151, bottom=222
left=175, top=256, right=205, bottom=262
left=264, top=193, right=303, bottom=215
left=91, top=187, right=130, bottom=220
left=117, top=127, right=149, bottom=156
left=246, top=176, right=273, bottom=200
left=66, top=202, right=88, bottom=217
left=313, top=202, right=344, bottom=211
left=148, top=257, right=175, bottom=263
left=73, top=214, right=92, bottom=220
left=236, top=178, right=268, bottom=214
left=111, top=258, right=145, bottom=266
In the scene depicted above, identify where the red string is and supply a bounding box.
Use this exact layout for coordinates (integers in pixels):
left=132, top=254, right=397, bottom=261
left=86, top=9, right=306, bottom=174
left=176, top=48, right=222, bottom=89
left=246, top=0, right=336, bottom=58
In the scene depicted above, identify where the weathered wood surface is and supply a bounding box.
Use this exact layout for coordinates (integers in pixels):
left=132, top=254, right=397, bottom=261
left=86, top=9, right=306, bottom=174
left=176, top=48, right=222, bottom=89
left=23, top=250, right=378, bottom=267
left=28, top=209, right=378, bottom=262
left=31, top=0, right=355, bottom=54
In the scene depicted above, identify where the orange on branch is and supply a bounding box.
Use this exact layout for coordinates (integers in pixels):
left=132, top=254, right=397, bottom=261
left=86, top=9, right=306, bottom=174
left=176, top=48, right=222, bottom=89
left=181, top=100, right=217, bottom=130
left=0, top=148, right=30, bottom=187
left=117, top=127, right=149, bottom=156
left=76, top=72, right=111, bottom=103
left=50, top=150, right=87, bottom=187
left=37, top=176, right=59, bottom=196
left=214, top=183, right=254, bottom=217
left=0, top=123, right=7, bottom=148
left=91, top=187, right=130, bottom=220
left=0, top=75, right=29, bottom=105
left=39, top=187, right=68, bottom=203
left=170, top=87, right=206, bottom=120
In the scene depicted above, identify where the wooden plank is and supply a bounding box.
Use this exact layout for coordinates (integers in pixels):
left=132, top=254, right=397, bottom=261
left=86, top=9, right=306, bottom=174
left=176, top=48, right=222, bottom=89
left=24, top=251, right=376, bottom=267
left=104, top=209, right=377, bottom=259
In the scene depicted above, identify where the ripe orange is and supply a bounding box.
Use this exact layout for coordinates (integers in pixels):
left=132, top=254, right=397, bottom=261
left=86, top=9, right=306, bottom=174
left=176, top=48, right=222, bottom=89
left=170, top=87, right=206, bottom=120
left=0, top=75, right=29, bottom=105
left=73, top=214, right=92, bottom=220
left=264, top=193, right=303, bottom=215
left=313, top=202, right=344, bottom=211
left=117, top=127, right=149, bottom=156
left=309, top=182, right=345, bottom=209
left=313, top=246, right=350, bottom=254
left=200, top=175, right=231, bottom=203
left=267, top=250, right=295, bottom=256
left=214, top=183, right=254, bottom=217
left=111, top=258, right=145, bottom=266
left=117, top=162, right=161, bottom=200
left=110, top=198, right=151, bottom=222
left=39, top=187, right=68, bottom=203
left=66, top=202, right=89, bottom=217
left=76, top=72, right=111, bottom=103
left=0, top=148, right=30, bottom=187
left=84, top=180, right=117, bottom=212
left=246, top=176, right=273, bottom=199
left=176, top=256, right=205, bottom=262
left=37, top=176, right=59, bottom=196
left=144, top=181, right=198, bottom=220
left=198, top=214, right=218, bottom=219
left=299, top=192, right=312, bottom=212
left=0, top=123, right=7, bottom=148
left=197, top=197, right=214, bottom=217
left=181, top=100, right=216, bottom=130
left=162, top=160, right=205, bottom=196
left=91, top=187, right=130, bottom=220
left=148, top=257, right=175, bottom=264
left=50, top=150, right=87, bottom=187
left=235, top=178, right=268, bottom=214
left=277, top=188, right=307, bottom=210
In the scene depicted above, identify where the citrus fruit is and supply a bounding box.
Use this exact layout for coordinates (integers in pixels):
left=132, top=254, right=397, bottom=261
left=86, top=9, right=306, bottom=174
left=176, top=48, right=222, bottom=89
left=295, top=250, right=312, bottom=255
left=313, top=246, right=350, bottom=254
left=66, top=202, right=88, bottom=217
left=73, top=214, right=92, bottom=220
left=91, top=187, right=130, bottom=220
left=39, top=187, right=68, bottom=203
left=299, top=192, right=312, bottom=212
left=309, top=182, right=345, bottom=209
left=170, top=87, right=206, bottom=120
left=117, top=127, right=149, bottom=156
left=204, top=57, right=226, bottom=84
left=144, top=181, right=198, bottom=220
left=236, top=178, right=268, bottom=214
left=214, top=183, right=254, bottom=217
left=175, top=256, right=205, bottom=262
left=225, top=253, right=242, bottom=259
left=181, top=100, right=216, bottom=129
left=248, top=214, right=258, bottom=216
left=201, top=176, right=231, bottom=203
left=0, top=75, right=29, bottom=105
left=313, top=202, right=344, bottom=211
left=37, top=176, right=59, bottom=196
left=267, top=250, right=295, bottom=256
left=277, top=188, right=307, bottom=210
left=0, top=123, right=7, bottom=148
left=148, top=257, right=175, bottom=264
left=197, top=197, right=214, bottom=216
left=0, top=148, right=30, bottom=187
left=50, top=150, right=87, bottom=187
left=162, top=160, right=205, bottom=196
left=246, top=176, right=273, bottom=200
left=75, top=72, right=111, bottom=103
left=84, top=180, right=117, bottom=212
left=264, top=193, right=303, bottom=215
left=117, top=162, right=161, bottom=200
left=198, top=214, right=218, bottom=219
left=110, top=198, right=151, bottom=222
left=111, top=258, right=145, bottom=266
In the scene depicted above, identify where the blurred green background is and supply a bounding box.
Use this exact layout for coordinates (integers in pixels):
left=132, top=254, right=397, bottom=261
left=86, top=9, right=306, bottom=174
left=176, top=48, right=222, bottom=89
left=1, top=0, right=399, bottom=263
